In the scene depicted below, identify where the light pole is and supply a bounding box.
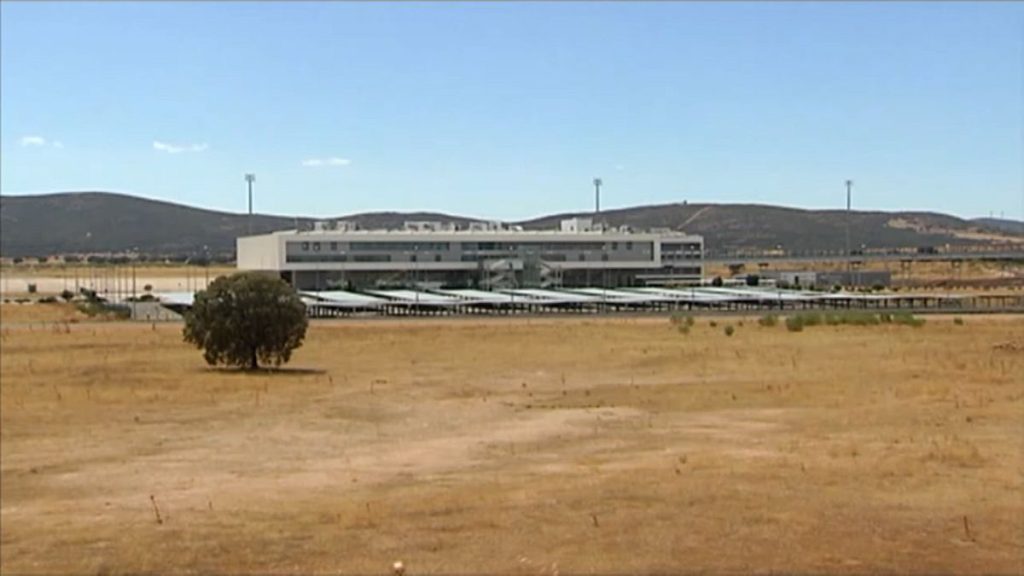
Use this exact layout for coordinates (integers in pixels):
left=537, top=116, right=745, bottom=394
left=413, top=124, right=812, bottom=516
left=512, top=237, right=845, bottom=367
left=245, top=173, right=256, bottom=235
left=593, top=177, right=603, bottom=215
left=602, top=243, right=609, bottom=312
left=845, top=179, right=853, bottom=284
left=131, top=248, right=137, bottom=321
left=412, top=245, right=420, bottom=306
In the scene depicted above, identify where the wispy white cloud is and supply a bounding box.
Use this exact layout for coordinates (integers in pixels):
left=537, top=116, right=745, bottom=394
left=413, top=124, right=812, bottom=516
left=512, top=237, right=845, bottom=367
left=20, top=136, right=47, bottom=147
left=301, top=157, right=351, bottom=168
left=19, top=135, right=65, bottom=149
left=153, top=140, right=209, bottom=154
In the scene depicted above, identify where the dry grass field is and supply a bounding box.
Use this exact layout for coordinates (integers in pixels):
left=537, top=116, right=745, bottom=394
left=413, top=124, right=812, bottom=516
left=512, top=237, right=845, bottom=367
left=0, top=302, right=92, bottom=325
left=1, top=312, right=1022, bottom=574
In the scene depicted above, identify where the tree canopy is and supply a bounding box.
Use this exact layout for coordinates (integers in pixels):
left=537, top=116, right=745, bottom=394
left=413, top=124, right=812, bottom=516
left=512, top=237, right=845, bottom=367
left=183, top=272, right=308, bottom=369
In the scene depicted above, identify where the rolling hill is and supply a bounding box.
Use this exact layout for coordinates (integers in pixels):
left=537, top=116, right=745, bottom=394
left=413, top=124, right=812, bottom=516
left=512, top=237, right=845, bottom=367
left=0, top=191, right=1020, bottom=259
left=972, top=217, right=1024, bottom=235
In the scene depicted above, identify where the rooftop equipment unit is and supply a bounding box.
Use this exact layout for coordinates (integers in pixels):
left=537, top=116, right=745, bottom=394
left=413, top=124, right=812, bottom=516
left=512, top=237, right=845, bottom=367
left=560, top=217, right=594, bottom=232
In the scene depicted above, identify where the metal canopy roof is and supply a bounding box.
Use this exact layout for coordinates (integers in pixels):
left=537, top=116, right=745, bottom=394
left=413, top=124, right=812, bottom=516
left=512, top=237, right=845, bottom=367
left=432, top=289, right=521, bottom=304
left=710, top=287, right=823, bottom=302
left=501, top=288, right=601, bottom=304
left=154, top=291, right=195, bottom=307
left=300, top=290, right=389, bottom=308
left=569, top=287, right=672, bottom=303
left=157, top=285, right=969, bottom=314
left=628, top=287, right=739, bottom=303
left=364, top=289, right=463, bottom=306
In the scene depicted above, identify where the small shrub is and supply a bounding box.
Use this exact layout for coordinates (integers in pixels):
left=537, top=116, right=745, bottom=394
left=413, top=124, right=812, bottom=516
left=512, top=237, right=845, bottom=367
left=670, top=312, right=695, bottom=327
left=879, top=313, right=893, bottom=324
left=38, top=296, right=58, bottom=304
left=799, top=312, right=823, bottom=327
left=892, top=312, right=925, bottom=328
left=844, top=311, right=880, bottom=326
left=143, top=284, right=153, bottom=292
left=27, top=283, right=37, bottom=294
left=758, top=314, right=778, bottom=327
left=724, top=325, right=735, bottom=337
left=677, top=324, right=690, bottom=335
left=953, top=317, right=964, bottom=326
left=75, top=301, right=131, bottom=320
left=60, top=289, right=75, bottom=302
left=709, top=320, right=718, bottom=328
left=785, top=316, right=805, bottom=332
left=79, top=288, right=99, bottom=302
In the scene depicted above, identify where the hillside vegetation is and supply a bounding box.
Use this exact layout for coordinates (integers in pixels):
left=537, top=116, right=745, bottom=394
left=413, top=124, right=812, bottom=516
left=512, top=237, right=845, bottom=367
left=1, top=191, right=1019, bottom=258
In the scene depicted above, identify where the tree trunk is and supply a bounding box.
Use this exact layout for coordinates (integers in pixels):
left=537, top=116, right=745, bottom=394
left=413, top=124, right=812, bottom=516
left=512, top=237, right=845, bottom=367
left=250, top=347, right=258, bottom=370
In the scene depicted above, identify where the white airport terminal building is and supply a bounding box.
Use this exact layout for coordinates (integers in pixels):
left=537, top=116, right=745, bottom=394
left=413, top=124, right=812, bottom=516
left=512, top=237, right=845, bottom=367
left=237, top=217, right=704, bottom=290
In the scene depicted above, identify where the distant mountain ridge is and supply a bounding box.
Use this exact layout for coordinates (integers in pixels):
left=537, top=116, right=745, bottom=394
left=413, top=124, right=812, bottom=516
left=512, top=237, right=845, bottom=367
left=972, top=217, right=1024, bottom=235
left=0, top=191, right=1021, bottom=258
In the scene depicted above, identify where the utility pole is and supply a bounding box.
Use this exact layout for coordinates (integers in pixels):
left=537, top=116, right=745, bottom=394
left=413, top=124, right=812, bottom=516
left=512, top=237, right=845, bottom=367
left=845, top=179, right=853, bottom=284
left=245, top=173, right=256, bottom=236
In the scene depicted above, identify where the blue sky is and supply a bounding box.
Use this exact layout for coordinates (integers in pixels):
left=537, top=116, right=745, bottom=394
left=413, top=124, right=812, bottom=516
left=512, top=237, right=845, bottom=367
left=1, top=1, right=1021, bottom=221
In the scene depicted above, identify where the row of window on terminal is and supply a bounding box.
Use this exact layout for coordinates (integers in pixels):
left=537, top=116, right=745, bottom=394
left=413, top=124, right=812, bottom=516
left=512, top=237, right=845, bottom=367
left=285, top=252, right=621, bottom=264
left=294, top=241, right=662, bottom=253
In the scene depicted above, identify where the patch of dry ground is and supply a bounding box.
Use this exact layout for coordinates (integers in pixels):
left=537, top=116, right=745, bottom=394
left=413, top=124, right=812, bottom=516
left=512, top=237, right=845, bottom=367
left=706, top=259, right=1024, bottom=284
left=1, top=315, right=1022, bottom=574
left=0, top=265, right=233, bottom=296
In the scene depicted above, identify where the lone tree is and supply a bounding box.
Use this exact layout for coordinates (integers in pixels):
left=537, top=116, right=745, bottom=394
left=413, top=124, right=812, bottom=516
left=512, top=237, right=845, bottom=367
left=183, top=272, right=308, bottom=370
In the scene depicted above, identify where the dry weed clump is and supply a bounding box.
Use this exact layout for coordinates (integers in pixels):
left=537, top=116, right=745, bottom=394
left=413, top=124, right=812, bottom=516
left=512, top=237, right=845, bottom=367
left=922, top=435, right=986, bottom=468
left=785, top=316, right=805, bottom=332
left=992, top=341, right=1023, bottom=353
left=670, top=313, right=695, bottom=335
left=784, top=311, right=926, bottom=332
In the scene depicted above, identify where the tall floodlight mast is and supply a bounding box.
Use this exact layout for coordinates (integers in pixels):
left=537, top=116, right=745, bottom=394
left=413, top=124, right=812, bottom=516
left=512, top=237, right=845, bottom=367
left=845, top=179, right=853, bottom=281
left=245, top=173, right=256, bottom=235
